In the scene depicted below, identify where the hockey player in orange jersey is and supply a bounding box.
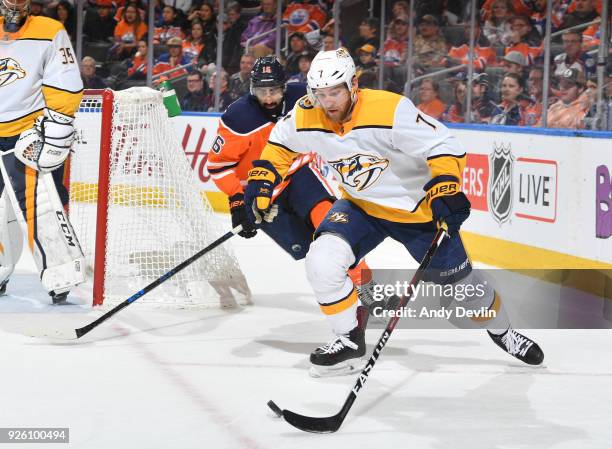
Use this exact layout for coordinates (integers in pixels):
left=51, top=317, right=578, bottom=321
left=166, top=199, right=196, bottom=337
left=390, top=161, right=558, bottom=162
left=206, top=56, right=374, bottom=330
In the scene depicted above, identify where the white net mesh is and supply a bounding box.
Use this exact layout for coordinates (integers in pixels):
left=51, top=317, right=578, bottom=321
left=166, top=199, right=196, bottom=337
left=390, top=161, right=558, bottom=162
left=70, top=88, right=250, bottom=307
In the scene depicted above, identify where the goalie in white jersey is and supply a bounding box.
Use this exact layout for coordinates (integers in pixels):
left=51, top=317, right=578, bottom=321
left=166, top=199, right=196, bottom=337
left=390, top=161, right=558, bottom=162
left=246, top=49, right=544, bottom=376
left=0, top=0, right=85, bottom=303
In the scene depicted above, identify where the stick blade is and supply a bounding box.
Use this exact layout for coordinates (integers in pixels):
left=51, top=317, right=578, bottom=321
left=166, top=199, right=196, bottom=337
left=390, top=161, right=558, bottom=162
left=24, top=326, right=79, bottom=340
left=281, top=408, right=343, bottom=434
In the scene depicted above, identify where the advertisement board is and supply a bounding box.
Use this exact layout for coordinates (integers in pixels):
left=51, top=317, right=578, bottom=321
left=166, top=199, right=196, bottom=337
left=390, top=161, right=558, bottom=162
left=172, top=114, right=612, bottom=267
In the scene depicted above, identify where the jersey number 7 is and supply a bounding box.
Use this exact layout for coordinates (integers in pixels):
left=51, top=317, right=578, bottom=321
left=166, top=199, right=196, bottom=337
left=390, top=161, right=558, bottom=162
left=416, top=113, right=436, bottom=131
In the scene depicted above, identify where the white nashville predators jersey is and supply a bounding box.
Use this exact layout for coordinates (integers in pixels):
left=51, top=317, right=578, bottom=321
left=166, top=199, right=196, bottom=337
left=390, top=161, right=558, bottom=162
left=0, top=16, right=83, bottom=137
left=261, top=88, right=466, bottom=223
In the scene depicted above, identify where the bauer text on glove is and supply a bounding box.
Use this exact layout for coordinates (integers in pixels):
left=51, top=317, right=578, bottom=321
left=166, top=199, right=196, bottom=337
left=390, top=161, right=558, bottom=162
left=424, top=175, right=470, bottom=233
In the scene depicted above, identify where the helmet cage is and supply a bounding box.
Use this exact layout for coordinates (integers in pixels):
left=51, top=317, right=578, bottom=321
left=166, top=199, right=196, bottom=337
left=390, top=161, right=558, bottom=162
left=1, top=0, right=30, bottom=32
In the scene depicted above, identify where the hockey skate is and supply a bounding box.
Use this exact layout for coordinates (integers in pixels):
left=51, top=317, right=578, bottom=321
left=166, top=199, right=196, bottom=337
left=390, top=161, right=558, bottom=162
left=309, top=306, right=369, bottom=377
left=0, top=280, right=7, bottom=296
left=488, top=328, right=544, bottom=365
left=50, top=290, right=69, bottom=305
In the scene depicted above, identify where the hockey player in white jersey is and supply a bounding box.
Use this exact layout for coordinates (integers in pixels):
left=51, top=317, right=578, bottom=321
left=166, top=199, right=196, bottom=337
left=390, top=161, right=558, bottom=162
left=245, top=48, right=544, bottom=376
left=0, top=0, right=85, bottom=303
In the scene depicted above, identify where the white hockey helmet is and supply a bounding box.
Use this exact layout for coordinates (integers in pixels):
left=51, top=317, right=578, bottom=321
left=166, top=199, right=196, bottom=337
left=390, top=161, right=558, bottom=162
left=307, top=48, right=357, bottom=104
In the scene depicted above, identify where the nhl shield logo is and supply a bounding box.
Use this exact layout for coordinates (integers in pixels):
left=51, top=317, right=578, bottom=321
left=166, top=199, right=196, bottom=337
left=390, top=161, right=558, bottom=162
left=488, top=143, right=513, bottom=224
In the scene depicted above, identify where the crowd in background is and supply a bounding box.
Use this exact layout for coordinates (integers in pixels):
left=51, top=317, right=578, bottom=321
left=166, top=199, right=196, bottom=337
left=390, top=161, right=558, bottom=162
left=29, top=0, right=611, bottom=129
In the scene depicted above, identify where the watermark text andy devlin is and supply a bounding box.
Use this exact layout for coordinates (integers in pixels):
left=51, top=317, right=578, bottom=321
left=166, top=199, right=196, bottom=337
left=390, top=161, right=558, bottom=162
left=370, top=278, right=495, bottom=320
left=371, top=304, right=497, bottom=320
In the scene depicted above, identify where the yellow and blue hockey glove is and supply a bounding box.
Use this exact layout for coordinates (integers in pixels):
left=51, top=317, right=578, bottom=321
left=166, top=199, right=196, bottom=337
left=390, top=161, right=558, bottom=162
left=245, top=160, right=281, bottom=224
left=424, top=175, right=470, bottom=234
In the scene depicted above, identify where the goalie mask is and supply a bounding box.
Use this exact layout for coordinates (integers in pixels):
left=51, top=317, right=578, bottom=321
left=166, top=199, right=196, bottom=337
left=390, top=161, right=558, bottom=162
left=1, top=0, right=30, bottom=33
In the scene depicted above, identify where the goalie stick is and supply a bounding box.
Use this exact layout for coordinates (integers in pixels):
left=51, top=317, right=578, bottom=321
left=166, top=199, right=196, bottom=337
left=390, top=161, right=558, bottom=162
left=268, top=224, right=449, bottom=433
left=27, top=225, right=243, bottom=340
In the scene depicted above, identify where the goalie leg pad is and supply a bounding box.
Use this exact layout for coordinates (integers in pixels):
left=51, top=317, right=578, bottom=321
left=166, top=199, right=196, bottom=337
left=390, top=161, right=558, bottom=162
left=0, top=152, right=85, bottom=294
left=0, top=191, right=23, bottom=285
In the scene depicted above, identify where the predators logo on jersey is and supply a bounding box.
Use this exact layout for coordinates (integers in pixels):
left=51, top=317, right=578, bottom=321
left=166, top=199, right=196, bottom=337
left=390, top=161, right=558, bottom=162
left=0, top=58, right=26, bottom=88
left=329, top=154, right=389, bottom=191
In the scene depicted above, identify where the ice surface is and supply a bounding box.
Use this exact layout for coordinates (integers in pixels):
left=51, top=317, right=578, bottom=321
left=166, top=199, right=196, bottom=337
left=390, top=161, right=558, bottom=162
left=1, top=217, right=611, bottom=449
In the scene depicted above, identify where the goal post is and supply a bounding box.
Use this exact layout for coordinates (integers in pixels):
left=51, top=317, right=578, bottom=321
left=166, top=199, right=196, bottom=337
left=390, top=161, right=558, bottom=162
left=70, top=87, right=251, bottom=307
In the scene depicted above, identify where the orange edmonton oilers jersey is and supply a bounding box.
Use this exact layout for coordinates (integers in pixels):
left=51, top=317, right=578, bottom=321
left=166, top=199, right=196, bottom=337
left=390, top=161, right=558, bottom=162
left=206, top=83, right=309, bottom=197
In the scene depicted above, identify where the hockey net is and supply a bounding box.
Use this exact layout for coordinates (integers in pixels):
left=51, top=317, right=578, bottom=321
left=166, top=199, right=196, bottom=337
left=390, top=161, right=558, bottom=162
left=69, top=87, right=250, bottom=308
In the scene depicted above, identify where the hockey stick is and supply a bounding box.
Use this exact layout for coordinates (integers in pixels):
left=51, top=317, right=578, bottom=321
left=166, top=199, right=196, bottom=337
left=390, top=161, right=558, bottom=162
left=267, top=224, right=449, bottom=433
left=28, top=225, right=243, bottom=340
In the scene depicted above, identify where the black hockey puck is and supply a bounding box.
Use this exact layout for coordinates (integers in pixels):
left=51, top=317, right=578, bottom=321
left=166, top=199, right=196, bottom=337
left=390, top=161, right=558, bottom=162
left=267, top=400, right=283, bottom=418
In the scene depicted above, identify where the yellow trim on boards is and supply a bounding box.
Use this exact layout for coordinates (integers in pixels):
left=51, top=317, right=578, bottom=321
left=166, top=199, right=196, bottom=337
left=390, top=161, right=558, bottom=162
left=461, top=231, right=611, bottom=270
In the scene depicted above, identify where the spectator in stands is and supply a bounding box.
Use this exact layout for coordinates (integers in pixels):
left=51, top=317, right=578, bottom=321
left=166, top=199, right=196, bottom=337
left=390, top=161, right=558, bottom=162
left=284, top=32, right=315, bottom=76
left=287, top=52, right=312, bottom=84
left=416, top=79, right=446, bottom=120
left=445, top=21, right=496, bottom=72
left=469, top=73, right=498, bottom=123
left=127, top=40, right=148, bottom=79
left=188, top=2, right=211, bottom=23
left=321, top=34, right=335, bottom=51
left=241, top=0, right=278, bottom=58
left=282, top=0, right=327, bottom=35
left=419, top=0, right=460, bottom=26
left=84, top=0, right=117, bottom=42
left=154, top=5, right=185, bottom=45
left=195, top=3, right=219, bottom=65
left=586, top=57, right=612, bottom=130
left=553, top=30, right=596, bottom=77
left=491, top=72, right=525, bottom=125
left=483, top=0, right=514, bottom=47
left=114, top=0, right=146, bottom=26
left=504, top=14, right=542, bottom=66
left=529, top=0, right=548, bottom=36
left=390, top=0, right=409, bottom=21
left=382, top=16, right=409, bottom=68
left=236, top=0, right=261, bottom=19
left=350, top=18, right=379, bottom=57
left=545, top=67, right=594, bottom=129
left=153, top=36, right=192, bottom=78
left=523, top=66, right=545, bottom=125
left=80, top=57, right=107, bottom=89
left=30, top=0, right=44, bottom=16
left=228, top=53, right=255, bottom=100
left=304, top=19, right=337, bottom=51
left=413, top=14, right=447, bottom=71
left=53, top=0, right=76, bottom=41
left=222, top=2, right=248, bottom=74
left=204, top=70, right=233, bottom=111
left=558, top=0, right=599, bottom=32
left=501, top=50, right=526, bottom=76
left=183, top=20, right=205, bottom=61
left=112, top=4, right=147, bottom=60
left=355, top=44, right=378, bottom=88
left=182, top=71, right=210, bottom=111
left=442, top=80, right=466, bottom=123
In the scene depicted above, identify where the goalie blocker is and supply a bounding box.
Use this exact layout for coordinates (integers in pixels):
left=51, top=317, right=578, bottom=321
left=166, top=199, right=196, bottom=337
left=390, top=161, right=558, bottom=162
left=0, top=135, right=85, bottom=302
